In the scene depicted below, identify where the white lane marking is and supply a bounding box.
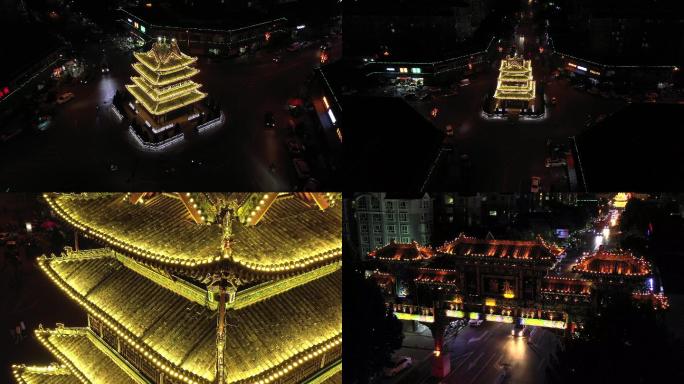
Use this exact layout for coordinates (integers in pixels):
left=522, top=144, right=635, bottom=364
left=537, top=356, right=547, bottom=371
left=469, top=353, right=500, bottom=384
left=467, top=352, right=485, bottom=371
left=452, top=351, right=474, bottom=371
left=468, top=330, right=490, bottom=344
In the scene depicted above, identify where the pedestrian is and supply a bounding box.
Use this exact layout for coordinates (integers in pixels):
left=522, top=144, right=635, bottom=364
left=15, top=325, right=23, bottom=343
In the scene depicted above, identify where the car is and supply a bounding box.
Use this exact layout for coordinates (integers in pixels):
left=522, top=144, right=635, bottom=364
left=56, top=92, right=75, bottom=104
left=468, top=319, right=484, bottom=327
left=36, top=115, right=52, bottom=131
left=264, top=112, right=276, bottom=130
left=286, top=137, right=306, bottom=155
left=511, top=323, right=527, bottom=337
left=286, top=42, right=303, bottom=52
left=293, top=159, right=311, bottom=179
left=545, top=157, right=566, bottom=168
left=531, top=176, right=541, bottom=193
left=383, top=357, right=412, bottom=377
left=101, top=64, right=109, bottom=73
left=460, top=78, right=471, bottom=86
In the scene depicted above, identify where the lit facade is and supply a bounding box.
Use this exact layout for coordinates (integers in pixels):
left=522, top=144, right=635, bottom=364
left=353, top=193, right=433, bottom=257
left=493, top=55, right=536, bottom=111
left=13, top=193, right=342, bottom=384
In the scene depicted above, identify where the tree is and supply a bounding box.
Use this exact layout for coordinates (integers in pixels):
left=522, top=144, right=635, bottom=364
left=551, top=294, right=684, bottom=383
left=343, top=246, right=403, bottom=383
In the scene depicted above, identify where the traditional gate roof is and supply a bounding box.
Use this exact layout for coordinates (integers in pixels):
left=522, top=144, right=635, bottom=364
left=438, top=233, right=563, bottom=260
left=368, top=240, right=435, bottom=261
left=573, top=247, right=651, bottom=276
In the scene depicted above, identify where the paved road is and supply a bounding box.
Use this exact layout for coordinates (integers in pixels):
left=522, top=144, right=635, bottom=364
left=383, top=322, right=560, bottom=384
left=0, top=33, right=341, bottom=190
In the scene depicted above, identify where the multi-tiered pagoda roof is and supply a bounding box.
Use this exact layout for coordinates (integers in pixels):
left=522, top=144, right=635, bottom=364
left=493, top=55, right=536, bottom=102
left=14, top=193, right=342, bottom=384
left=126, top=38, right=206, bottom=116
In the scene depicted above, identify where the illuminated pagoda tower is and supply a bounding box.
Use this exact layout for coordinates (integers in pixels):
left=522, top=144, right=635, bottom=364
left=13, top=193, right=342, bottom=384
left=493, top=55, right=536, bottom=113
left=126, top=37, right=208, bottom=143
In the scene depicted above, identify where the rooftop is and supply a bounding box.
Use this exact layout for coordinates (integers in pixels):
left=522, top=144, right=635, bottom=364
left=368, top=241, right=435, bottom=261
left=44, top=193, right=342, bottom=277
left=37, top=249, right=342, bottom=383
left=438, top=233, right=564, bottom=260
left=573, top=247, right=651, bottom=276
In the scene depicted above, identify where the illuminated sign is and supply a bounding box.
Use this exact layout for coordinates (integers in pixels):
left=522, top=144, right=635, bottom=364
left=322, top=96, right=330, bottom=109
left=485, top=314, right=514, bottom=323
left=296, top=24, right=306, bottom=30
left=469, top=312, right=481, bottom=320
left=567, top=62, right=577, bottom=68
left=445, top=310, right=465, bottom=318
left=521, top=318, right=566, bottom=329
left=589, top=70, right=601, bottom=76
left=127, top=18, right=133, bottom=23
left=327, top=109, right=337, bottom=124
left=140, top=25, right=146, bottom=33
left=394, top=312, right=434, bottom=323
left=485, top=298, right=496, bottom=306
left=336, top=128, right=342, bottom=142
left=386, top=67, right=395, bottom=72
left=411, top=67, right=422, bottom=74
left=555, top=228, right=569, bottom=239
left=576, top=65, right=587, bottom=72
left=399, top=67, right=408, bottom=73
left=134, top=21, right=139, bottom=29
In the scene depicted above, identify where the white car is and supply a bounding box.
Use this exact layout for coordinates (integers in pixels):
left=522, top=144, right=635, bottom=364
left=468, top=319, right=484, bottom=327
left=383, top=357, right=412, bottom=377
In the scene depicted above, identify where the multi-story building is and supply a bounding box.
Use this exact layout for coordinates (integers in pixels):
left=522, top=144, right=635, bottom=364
left=353, top=193, right=433, bottom=257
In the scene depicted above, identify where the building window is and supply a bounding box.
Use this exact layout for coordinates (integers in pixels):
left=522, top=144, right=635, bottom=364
left=400, top=213, right=408, bottom=221
left=420, top=214, right=425, bottom=223
left=401, top=237, right=410, bottom=243
left=399, top=201, right=408, bottom=209
left=387, top=213, right=395, bottom=221
left=374, top=225, right=381, bottom=233
left=361, top=224, right=368, bottom=232
left=374, top=236, right=383, bottom=245
left=358, top=197, right=367, bottom=209
left=385, top=201, right=393, bottom=211
left=371, top=197, right=380, bottom=209
left=373, top=214, right=381, bottom=222
left=360, top=213, right=368, bottom=223
left=361, top=235, right=369, bottom=244
left=387, top=225, right=396, bottom=233
left=401, top=225, right=409, bottom=234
